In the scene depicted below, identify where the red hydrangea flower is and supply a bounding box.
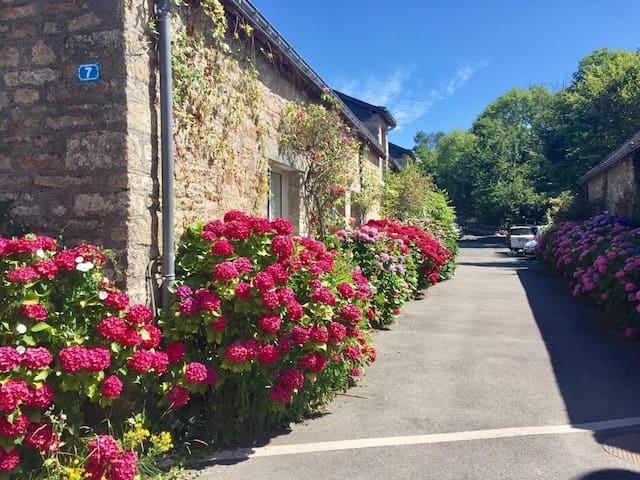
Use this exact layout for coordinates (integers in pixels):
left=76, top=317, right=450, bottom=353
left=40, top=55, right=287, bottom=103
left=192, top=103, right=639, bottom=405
left=343, top=345, right=361, bottom=360
left=213, top=261, right=240, bottom=281
left=311, top=287, right=336, bottom=305
left=243, top=338, right=261, bottom=359
left=59, top=346, right=88, bottom=373
left=328, top=322, right=347, bottom=341
left=271, top=235, right=294, bottom=260
left=211, top=239, right=234, bottom=255
left=258, top=314, right=281, bottom=334
left=350, top=367, right=361, bottom=377
left=203, top=219, right=226, bottom=237
left=279, top=368, right=304, bottom=390
left=0, top=380, right=28, bottom=413
left=209, top=315, right=226, bottom=331
left=205, top=366, right=219, bottom=385
left=87, top=347, right=111, bottom=372
left=127, top=349, right=154, bottom=373
left=234, top=257, right=254, bottom=273
left=258, top=344, right=279, bottom=364
left=223, top=210, right=248, bottom=222
left=53, top=250, right=77, bottom=270
left=265, top=263, right=290, bottom=283
left=287, top=301, right=303, bottom=321
left=125, top=304, right=153, bottom=324
left=290, top=325, right=309, bottom=345
left=0, top=447, right=19, bottom=472
left=20, top=347, right=53, bottom=369
left=104, top=291, right=130, bottom=310
left=253, top=271, right=275, bottom=291
left=185, top=362, right=208, bottom=384
left=164, top=342, right=186, bottom=363
left=6, top=266, right=38, bottom=283
left=298, top=352, right=327, bottom=372
left=340, top=304, right=362, bottom=324
left=261, top=290, right=279, bottom=309
left=151, top=351, right=169, bottom=375
left=88, top=434, right=121, bottom=467
left=235, top=281, right=252, bottom=299
left=309, top=326, right=329, bottom=344
left=98, top=317, right=127, bottom=341
left=179, top=297, right=200, bottom=316
left=195, top=289, right=221, bottom=311
left=0, top=348, right=21, bottom=372
left=102, top=375, right=123, bottom=398
left=249, top=217, right=273, bottom=234
left=271, top=217, right=293, bottom=235
left=277, top=336, right=291, bottom=353
left=140, top=325, right=162, bottom=349
left=224, top=220, right=251, bottom=240
left=109, top=450, right=139, bottom=480
left=19, top=303, right=47, bottom=320
left=226, top=342, right=248, bottom=363
left=24, top=384, right=54, bottom=408
left=24, top=421, right=59, bottom=453
left=168, top=385, right=190, bottom=408
left=0, top=412, right=29, bottom=436
left=276, top=287, right=295, bottom=307
left=269, top=382, right=292, bottom=404
left=33, top=260, right=58, bottom=279
left=119, top=326, right=142, bottom=347
left=174, top=285, right=193, bottom=299
left=336, top=282, right=355, bottom=298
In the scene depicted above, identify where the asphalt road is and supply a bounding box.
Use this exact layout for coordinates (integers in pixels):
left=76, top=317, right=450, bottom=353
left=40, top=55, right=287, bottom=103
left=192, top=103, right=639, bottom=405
left=186, top=235, right=640, bottom=480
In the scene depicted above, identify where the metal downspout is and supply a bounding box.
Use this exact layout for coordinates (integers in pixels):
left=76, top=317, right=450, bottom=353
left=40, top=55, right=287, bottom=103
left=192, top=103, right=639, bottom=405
left=156, top=0, right=175, bottom=312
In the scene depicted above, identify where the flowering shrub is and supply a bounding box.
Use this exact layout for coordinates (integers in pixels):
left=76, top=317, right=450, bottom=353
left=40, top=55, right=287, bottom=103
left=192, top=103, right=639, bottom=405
left=279, top=90, right=361, bottom=239
left=0, top=234, right=169, bottom=476
left=160, top=211, right=376, bottom=443
left=330, top=224, right=416, bottom=326
left=365, top=219, right=452, bottom=289
left=538, top=215, right=640, bottom=333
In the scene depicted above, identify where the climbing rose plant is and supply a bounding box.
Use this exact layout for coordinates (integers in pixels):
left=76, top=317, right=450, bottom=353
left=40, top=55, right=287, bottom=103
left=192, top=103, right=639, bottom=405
left=279, top=89, right=361, bottom=239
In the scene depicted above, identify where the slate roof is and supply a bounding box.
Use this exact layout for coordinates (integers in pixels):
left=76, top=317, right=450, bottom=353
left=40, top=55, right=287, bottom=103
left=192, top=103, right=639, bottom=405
left=388, top=142, right=417, bottom=171
left=579, top=130, right=640, bottom=184
left=225, top=0, right=387, bottom=158
left=334, top=91, right=397, bottom=129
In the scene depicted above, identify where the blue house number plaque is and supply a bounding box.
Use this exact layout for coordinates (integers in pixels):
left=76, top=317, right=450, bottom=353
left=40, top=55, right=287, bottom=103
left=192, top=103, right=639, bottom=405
left=77, top=63, right=101, bottom=82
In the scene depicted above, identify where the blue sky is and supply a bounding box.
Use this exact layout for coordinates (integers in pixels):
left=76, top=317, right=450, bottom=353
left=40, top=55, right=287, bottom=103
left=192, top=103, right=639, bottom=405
left=249, top=0, right=640, bottom=149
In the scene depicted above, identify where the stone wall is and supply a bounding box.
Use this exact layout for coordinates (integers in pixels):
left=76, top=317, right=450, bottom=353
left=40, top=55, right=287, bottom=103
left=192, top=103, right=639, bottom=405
left=0, top=1, right=157, bottom=301
left=586, top=154, right=639, bottom=219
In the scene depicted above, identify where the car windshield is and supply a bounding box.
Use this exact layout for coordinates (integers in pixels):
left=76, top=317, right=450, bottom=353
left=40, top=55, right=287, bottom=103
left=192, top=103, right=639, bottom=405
left=510, top=227, right=533, bottom=235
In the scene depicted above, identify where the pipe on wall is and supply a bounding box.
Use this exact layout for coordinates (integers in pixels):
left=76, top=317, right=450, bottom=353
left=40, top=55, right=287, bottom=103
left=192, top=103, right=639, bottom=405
left=156, top=0, right=175, bottom=312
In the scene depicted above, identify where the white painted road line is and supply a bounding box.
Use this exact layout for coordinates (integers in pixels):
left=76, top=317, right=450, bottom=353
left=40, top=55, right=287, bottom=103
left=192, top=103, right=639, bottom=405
left=205, top=416, right=640, bottom=462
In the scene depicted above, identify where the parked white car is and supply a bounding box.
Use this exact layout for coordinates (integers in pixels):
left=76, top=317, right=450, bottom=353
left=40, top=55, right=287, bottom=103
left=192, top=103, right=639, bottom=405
left=523, top=226, right=546, bottom=255
left=506, top=225, right=537, bottom=252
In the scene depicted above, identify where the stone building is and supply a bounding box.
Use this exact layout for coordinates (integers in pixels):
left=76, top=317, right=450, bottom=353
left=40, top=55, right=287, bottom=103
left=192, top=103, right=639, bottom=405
left=579, top=130, right=640, bottom=221
left=0, top=0, right=404, bottom=303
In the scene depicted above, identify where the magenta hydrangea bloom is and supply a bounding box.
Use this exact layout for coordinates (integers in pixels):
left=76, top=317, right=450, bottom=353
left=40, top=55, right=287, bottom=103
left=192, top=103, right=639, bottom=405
left=185, top=362, right=208, bottom=384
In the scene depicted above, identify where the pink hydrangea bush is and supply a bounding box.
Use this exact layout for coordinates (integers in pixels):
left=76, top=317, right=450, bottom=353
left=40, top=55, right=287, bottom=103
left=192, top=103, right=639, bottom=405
left=538, top=215, right=640, bottom=332
left=160, top=211, right=376, bottom=440
left=0, top=234, right=164, bottom=475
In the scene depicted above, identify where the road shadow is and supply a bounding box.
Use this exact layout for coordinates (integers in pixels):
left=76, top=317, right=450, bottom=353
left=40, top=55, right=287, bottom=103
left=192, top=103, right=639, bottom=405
left=574, top=470, right=640, bottom=479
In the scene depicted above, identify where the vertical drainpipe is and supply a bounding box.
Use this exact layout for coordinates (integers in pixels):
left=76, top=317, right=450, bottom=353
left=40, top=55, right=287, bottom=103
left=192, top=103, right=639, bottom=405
left=156, top=0, right=175, bottom=312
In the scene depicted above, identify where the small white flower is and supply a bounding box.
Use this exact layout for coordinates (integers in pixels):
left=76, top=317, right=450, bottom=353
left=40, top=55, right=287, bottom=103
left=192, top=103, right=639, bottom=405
left=75, top=256, right=84, bottom=263
left=98, top=290, right=108, bottom=300
left=60, top=413, right=67, bottom=421
left=76, top=261, right=94, bottom=272
left=16, top=324, right=27, bottom=334
left=36, top=248, right=45, bottom=258
left=16, top=346, right=25, bottom=355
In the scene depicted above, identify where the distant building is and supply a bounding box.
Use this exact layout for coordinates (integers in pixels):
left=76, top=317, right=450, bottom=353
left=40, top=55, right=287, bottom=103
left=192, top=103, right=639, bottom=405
left=388, top=143, right=417, bottom=172
left=579, top=131, right=640, bottom=221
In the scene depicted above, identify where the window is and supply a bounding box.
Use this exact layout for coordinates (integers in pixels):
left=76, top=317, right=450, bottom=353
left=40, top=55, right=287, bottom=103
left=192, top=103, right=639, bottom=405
left=269, top=170, right=283, bottom=220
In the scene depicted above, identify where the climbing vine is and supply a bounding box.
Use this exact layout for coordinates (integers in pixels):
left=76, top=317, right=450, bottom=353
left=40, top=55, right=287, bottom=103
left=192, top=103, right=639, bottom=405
left=279, top=90, right=361, bottom=239
left=169, top=0, right=269, bottom=210
left=351, top=146, right=383, bottom=224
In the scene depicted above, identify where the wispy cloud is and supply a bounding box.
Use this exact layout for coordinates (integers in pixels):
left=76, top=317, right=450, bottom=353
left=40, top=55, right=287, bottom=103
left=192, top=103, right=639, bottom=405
left=335, top=61, right=488, bottom=131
